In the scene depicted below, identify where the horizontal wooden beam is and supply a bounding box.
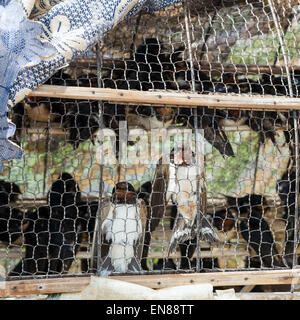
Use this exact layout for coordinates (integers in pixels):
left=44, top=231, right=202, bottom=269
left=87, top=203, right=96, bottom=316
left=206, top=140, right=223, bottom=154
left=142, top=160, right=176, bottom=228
left=30, top=85, right=300, bottom=111
left=4, top=291, right=300, bottom=300
left=2, top=269, right=300, bottom=296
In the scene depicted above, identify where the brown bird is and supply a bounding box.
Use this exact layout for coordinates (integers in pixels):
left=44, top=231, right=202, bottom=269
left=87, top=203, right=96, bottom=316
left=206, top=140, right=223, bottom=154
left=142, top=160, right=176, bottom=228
left=149, top=145, right=219, bottom=257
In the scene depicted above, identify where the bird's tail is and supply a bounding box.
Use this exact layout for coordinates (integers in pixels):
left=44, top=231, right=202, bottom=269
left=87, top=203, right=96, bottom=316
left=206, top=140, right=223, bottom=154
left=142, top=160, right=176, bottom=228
left=168, top=212, right=219, bottom=256
left=198, top=213, right=220, bottom=243
left=102, top=244, right=142, bottom=274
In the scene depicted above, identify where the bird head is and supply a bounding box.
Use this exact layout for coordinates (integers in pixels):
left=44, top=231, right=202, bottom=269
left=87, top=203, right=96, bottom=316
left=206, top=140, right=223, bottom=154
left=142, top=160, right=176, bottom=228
left=155, top=106, right=174, bottom=122
left=112, top=182, right=137, bottom=204
left=48, top=173, right=81, bottom=207
left=0, top=181, right=22, bottom=205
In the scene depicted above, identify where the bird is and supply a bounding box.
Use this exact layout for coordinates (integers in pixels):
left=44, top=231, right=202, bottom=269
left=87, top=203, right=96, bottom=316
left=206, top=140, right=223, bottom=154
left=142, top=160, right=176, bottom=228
left=101, top=37, right=235, bottom=160
left=135, top=180, right=155, bottom=271
left=176, top=106, right=235, bottom=158
left=11, top=70, right=101, bottom=149
left=100, top=181, right=148, bottom=274
left=277, top=169, right=298, bottom=267
left=167, top=145, right=220, bottom=254
left=132, top=105, right=175, bottom=131
left=225, top=194, right=268, bottom=216
left=62, top=100, right=100, bottom=149
left=148, top=145, right=219, bottom=259
left=132, top=37, right=181, bottom=91
left=180, top=193, right=283, bottom=269
left=226, top=194, right=284, bottom=268
left=0, top=180, right=25, bottom=245
left=9, top=173, right=83, bottom=276
left=240, top=214, right=282, bottom=269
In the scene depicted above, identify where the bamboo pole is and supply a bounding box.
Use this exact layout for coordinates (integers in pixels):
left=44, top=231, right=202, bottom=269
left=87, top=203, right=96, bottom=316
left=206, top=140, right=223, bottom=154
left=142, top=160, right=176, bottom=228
left=30, top=85, right=300, bottom=111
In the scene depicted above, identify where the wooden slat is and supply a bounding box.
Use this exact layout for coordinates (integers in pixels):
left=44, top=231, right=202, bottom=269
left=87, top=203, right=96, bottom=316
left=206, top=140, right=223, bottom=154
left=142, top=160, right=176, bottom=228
left=3, top=291, right=300, bottom=300
left=2, top=269, right=300, bottom=296
left=235, top=292, right=300, bottom=300
left=113, top=269, right=300, bottom=289
left=30, top=85, right=300, bottom=111
left=0, top=277, right=91, bottom=297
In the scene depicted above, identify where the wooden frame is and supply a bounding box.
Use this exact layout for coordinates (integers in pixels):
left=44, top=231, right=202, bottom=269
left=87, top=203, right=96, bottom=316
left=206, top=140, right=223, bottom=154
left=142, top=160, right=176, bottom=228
left=1, top=269, right=300, bottom=297
left=30, top=85, right=300, bottom=111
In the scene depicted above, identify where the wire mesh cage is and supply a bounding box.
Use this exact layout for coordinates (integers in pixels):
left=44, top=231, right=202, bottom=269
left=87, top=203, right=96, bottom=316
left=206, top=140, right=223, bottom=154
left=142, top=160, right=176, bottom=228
left=1, top=0, right=300, bottom=289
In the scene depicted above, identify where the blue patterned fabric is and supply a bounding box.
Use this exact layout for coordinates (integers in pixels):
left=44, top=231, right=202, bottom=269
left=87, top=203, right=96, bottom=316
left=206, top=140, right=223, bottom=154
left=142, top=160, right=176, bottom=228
left=0, top=0, right=184, bottom=172
left=0, top=0, right=56, bottom=171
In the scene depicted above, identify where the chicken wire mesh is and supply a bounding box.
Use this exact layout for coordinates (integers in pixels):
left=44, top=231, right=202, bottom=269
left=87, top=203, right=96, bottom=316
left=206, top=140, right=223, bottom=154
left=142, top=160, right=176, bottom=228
left=0, top=0, right=299, bottom=283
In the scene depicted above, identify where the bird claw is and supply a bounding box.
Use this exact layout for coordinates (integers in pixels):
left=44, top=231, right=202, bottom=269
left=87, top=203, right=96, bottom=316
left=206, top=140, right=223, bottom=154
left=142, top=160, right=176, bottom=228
left=168, top=215, right=193, bottom=256
left=168, top=213, right=220, bottom=256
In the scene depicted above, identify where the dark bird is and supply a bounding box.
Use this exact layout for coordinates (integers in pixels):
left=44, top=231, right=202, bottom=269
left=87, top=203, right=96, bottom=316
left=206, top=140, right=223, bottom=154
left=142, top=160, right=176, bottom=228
left=240, top=214, right=281, bottom=269
left=62, top=100, right=100, bottom=149
left=176, top=107, right=235, bottom=158
left=135, top=180, right=154, bottom=271
left=0, top=180, right=24, bottom=245
left=225, top=194, right=267, bottom=216
left=11, top=70, right=101, bottom=149
left=100, top=181, right=148, bottom=273
left=9, top=173, right=83, bottom=276
left=226, top=194, right=283, bottom=268
left=277, top=169, right=298, bottom=267
left=132, top=37, right=181, bottom=91
left=242, top=110, right=281, bottom=146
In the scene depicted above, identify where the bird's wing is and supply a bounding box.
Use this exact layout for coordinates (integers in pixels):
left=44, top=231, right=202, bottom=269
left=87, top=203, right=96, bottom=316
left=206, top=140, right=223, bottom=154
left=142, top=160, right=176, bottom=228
left=149, top=157, right=169, bottom=233
left=136, top=198, right=148, bottom=262
left=168, top=165, right=219, bottom=255
left=99, top=198, right=113, bottom=241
